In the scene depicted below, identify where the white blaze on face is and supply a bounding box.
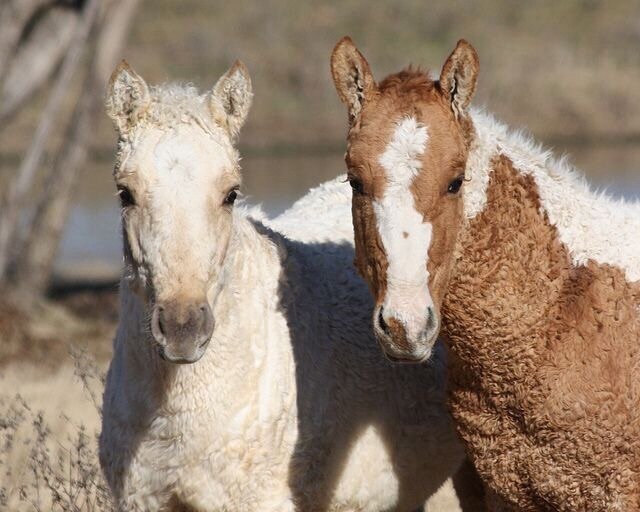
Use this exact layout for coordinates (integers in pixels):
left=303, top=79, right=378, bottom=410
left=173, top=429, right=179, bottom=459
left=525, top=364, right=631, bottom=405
left=373, top=116, right=433, bottom=340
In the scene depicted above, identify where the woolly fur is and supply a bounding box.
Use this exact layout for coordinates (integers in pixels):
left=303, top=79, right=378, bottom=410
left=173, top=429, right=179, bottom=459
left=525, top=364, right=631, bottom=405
left=332, top=38, right=640, bottom=510
left=445, top=111, right=640, bottom=510
left=99, top=79, right=469, bottom=511
left=464, top=108, right=640, bottom=283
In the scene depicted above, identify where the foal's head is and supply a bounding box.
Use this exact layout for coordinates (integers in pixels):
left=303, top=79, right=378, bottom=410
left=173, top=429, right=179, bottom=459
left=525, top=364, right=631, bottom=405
left=106, top=61, right=252, bottom=363
left=331, top=38, right=479, bottom=362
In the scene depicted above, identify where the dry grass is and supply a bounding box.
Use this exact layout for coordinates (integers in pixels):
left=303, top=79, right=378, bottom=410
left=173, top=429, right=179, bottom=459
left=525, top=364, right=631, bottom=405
left=0, top=360, right=113, bottom=511
left=0, top=290, right=116, bottom=511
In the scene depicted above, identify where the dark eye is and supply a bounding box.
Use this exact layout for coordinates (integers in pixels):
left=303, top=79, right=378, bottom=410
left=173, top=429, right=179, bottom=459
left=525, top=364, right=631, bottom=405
left=117, top=185, right=135, bottom=208
left=447, top=176, right=464, bottom=194
left=224, top=187, right=239, bottom=206
left=348, top=177, right=364, bottom=195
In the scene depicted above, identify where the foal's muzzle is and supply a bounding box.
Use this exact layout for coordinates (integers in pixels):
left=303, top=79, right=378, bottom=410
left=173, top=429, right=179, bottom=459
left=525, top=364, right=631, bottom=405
left=373, top=304, right=439, bottom=363
left=151, top=300, right=214, bottom=363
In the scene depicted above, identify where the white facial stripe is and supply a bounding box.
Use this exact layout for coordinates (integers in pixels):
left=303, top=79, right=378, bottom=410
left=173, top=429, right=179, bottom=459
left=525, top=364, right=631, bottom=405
left=378, top=117, right=429, bottom=182
left=374, top=117, right=434, bottom=338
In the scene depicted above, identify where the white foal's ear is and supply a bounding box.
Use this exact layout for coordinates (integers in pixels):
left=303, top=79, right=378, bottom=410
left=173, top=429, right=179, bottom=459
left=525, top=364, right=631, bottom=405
left=211, top=60, right=253, bottom=140
left=106, top=60, right=150, bottom=134
left=439, top=39, right=479, bottom=118
left=330, top=36, right=376, bottom=123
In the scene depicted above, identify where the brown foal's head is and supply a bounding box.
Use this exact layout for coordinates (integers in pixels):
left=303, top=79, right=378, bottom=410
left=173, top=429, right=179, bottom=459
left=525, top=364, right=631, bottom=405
left=331, top=38, right=479, bottom=362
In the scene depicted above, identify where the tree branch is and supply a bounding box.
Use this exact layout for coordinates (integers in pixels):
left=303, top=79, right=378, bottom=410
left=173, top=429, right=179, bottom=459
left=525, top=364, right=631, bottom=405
left=12, top=0, right=141, bottom=295
left=0, top=0, right=101, bottom=281
left=0, top=4, right=79, bottom=124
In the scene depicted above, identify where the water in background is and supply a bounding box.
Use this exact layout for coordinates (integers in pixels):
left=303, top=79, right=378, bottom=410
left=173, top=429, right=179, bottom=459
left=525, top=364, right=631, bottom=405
left=54, top=145, right=640, bottom=282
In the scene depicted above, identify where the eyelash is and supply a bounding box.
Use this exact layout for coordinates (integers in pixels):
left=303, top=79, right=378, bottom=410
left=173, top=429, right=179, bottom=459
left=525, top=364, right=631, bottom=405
left=348, top=176, right=364, bottom=194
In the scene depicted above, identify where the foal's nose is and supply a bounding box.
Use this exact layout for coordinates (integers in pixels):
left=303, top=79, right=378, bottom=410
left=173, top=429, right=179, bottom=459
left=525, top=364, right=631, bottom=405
left=374, top=305, right=439, bottom=363
left=151, top=301, right=214, bottom=363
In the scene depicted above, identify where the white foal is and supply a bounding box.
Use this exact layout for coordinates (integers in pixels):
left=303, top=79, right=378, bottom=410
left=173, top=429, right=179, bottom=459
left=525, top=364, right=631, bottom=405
left=99, top=61, right=472, bottom=512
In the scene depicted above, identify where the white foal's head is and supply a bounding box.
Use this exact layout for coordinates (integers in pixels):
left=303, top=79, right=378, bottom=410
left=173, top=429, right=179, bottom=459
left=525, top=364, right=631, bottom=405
left=106, top=60, right=252, bottom=363
left=331, top=38, right=479, bottom=362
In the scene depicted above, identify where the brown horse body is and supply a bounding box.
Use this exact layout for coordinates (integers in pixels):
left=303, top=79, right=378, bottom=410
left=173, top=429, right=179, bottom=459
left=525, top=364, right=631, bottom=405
left=446, top=152, right=640, bottom=511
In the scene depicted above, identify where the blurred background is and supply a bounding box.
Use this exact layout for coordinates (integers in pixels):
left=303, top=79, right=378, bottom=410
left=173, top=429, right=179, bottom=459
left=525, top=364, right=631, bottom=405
left=0, top=1, right=639, bottom=509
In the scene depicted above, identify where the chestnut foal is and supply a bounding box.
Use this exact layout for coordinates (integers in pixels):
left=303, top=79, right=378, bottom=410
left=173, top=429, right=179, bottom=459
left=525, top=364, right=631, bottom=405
left=331, top=37, right=640, bottom=511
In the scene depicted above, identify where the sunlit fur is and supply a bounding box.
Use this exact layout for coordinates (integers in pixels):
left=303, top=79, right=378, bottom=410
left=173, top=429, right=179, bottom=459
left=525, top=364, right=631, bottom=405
left=332, top=38, right=472, bottom=362
left=464, top=108, right=640, bottom=282
left=333, top=37, right=640, bottom=510
left=99, top=64, right=472, bottom=511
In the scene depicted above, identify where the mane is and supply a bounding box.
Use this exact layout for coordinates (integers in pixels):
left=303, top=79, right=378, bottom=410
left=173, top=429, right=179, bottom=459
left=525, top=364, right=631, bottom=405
left=378, top=66, right=438, bottom=97
left=465, top=108, right=640, bottom=282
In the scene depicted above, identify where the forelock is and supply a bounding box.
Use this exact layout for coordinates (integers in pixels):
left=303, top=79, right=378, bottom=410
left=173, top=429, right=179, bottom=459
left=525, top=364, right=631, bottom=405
left=117, top=82, right=228, bottom=139
left=378, top=67, right=438, bottom=99
left=144, top=83, right=213, bottom=129
left=112, top=82, right=239, bottom=174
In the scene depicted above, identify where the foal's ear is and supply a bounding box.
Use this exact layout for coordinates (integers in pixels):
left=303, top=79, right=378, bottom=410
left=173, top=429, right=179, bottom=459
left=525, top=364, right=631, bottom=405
left=439, top=40, right=479, bottom=118
left=331, top=36, right=376, bottom=123
left=106, top=60, right=150, bottom=134
left=211, top=60, right=253, bottom=140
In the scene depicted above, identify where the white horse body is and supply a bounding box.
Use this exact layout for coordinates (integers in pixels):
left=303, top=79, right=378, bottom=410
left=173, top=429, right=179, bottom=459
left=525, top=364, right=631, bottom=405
left=102, top=178, right=464, bottom=511
left=99, top=63, right=465, bottom=511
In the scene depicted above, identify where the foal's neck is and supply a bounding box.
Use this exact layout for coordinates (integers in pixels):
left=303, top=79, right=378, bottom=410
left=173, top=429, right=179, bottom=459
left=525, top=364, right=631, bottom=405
left=442, top=152, right=569, bottom=379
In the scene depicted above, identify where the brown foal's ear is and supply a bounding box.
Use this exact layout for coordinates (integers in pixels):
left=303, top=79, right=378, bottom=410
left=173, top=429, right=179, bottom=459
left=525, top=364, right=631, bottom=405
left=106, top=60, right=151, bottom=135
left=330, top=36, right=376, bottom=123
left=439, top=39, right=479, bottom=118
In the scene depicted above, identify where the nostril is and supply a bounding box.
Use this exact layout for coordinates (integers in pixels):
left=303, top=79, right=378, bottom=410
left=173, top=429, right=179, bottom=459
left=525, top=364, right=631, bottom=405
left=199, top=302, right=214, bottom=335
left=426, top=307, right=436, bottom=330
left=151, top=306, right=166, bottom=342
left=378, top=308, right=390, bottom=335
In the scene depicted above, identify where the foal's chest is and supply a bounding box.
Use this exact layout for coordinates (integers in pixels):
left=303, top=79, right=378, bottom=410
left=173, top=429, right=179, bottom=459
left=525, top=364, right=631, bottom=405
left=135, top=408, right=293, bottom=509
left=447, top=344, right=640, bottom=511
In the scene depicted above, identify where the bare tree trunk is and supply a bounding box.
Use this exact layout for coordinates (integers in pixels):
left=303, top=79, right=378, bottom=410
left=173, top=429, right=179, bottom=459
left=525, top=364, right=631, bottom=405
left=95, top=0, right=141, bottom=82
left=12, top=74, right=95, bottom=294
left=0, top=4, right=79, bottom=123
left=0, top=0, right=100, bottom=283
left=12, top=0, right=141, bottom=295
left=0, top=0, right=50, bottom=78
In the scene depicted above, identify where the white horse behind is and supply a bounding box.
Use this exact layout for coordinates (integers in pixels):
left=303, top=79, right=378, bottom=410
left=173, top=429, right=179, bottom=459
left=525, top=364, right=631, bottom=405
left=99, top=60, right=472, bottom=511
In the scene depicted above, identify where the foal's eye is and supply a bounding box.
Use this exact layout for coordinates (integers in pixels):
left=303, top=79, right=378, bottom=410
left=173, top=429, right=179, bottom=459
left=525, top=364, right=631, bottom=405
left=224, top=187, right=239, bottom=206
left=348, top=177, right=364, bottom=195
left=447, top=176, right=465, bottom=194
left=117, top=185, right=135, bottom=208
